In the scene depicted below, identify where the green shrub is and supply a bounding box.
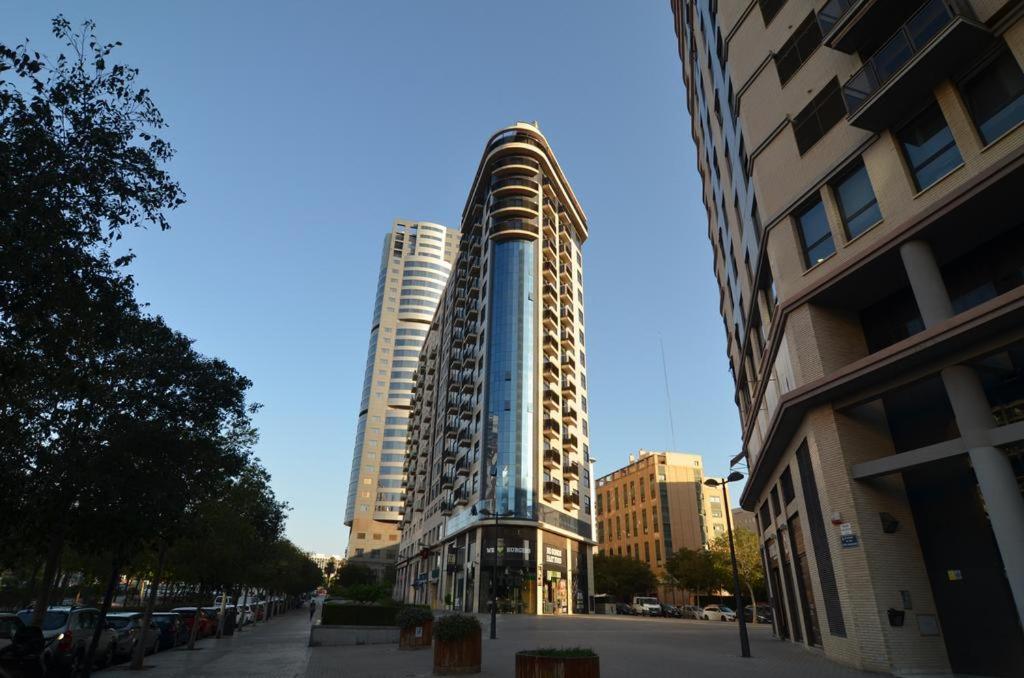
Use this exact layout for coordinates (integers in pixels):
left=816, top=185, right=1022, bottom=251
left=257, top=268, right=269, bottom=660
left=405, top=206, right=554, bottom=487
left=395, top=605, right=434, bottom=629
left=320, top=603, right=399, bottom=627
left=434, top=613, right=481, bottom=642
left=519, top=648, right=598, bottom=658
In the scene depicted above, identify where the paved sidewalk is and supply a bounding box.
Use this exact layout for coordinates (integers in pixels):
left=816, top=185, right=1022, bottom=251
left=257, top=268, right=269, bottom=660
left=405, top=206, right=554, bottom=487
left=306, top=614, right=880, bottom=678
left=96, top=609, right=314, bottom=677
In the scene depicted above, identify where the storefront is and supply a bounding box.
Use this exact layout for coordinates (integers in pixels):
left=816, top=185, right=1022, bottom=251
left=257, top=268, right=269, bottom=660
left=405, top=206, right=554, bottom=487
left=479, top=526, right=537, bottom=614
left=542, top=542, right=567, bottom=614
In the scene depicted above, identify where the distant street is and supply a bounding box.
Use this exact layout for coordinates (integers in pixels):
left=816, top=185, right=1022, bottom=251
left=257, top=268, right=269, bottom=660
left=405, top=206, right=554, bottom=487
left=95, top=608, right=879, bottom=678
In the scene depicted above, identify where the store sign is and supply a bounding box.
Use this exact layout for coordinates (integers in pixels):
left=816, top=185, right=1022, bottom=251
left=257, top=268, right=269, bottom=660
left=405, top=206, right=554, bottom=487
left=484, top=539, right=532, bottom=560
left=545, top=546, right=564, bottom=565
left=839, top=522, right=859, bottom=548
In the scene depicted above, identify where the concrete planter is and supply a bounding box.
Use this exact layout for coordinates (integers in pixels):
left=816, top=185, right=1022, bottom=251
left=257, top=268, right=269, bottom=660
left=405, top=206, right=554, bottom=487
left=308, top=624, right=399, bottom=647
left=432, top=629, right=481, bottom=675
left=399, top=619, right=432, bottom=650
left=515, top=652, right=600, bottom=678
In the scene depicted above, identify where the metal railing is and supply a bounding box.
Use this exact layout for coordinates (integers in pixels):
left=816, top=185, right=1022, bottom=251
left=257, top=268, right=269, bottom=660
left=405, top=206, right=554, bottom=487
left=842, top=0, right=957, bottom=114
left=817, top=0, right=859, bottom=36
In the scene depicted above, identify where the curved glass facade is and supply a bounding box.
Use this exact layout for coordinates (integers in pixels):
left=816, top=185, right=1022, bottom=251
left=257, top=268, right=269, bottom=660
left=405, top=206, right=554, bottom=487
left=484, top=239, right=536, bottom=518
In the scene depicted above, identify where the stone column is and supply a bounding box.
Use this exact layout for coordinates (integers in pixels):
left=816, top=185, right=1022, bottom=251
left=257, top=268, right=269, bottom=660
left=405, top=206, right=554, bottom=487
left=900, top=239, right=1024, bottom=626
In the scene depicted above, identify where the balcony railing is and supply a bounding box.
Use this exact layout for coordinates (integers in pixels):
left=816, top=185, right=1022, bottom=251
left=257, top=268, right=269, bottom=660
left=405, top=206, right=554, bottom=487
left=491, top=197, right=538, bottom=213
left=817, top=0, right=859, bottom=36
left=842, top=0, right=962, bottom=115
left=491, top=176, right=539, bottom=192
left=544, top=449, right=561, bottom=469
left=491, top=219, right=539, bottom=237
left=563, top=490, right=580, bottom=506
left=544, top=480, right=562, bottom=498
left=491, top=155, right=540, bottom=172
left=563, top=461, right=579, bottom=479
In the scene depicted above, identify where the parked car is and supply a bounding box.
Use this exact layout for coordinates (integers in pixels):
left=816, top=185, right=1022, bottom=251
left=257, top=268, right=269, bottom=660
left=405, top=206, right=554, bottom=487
left=631, top=596, right=662, bottom=616
left=0, top=613, right=25, bottom=651
left=150, top=613, right=188, bottom=650
left=702, top=604, right=736, bottom=621
left=212, top=595, right=233, bottom=607
left=201, top=607, right=224, bottom=634
left=0, top=623, right=45, bottom=678
left=170, top=607, right=216, bottom=638
left=743, top=604, right=773, bottom=624
left=105, top=613, right=161, bottom=658
left=614, top=602, right=635, bottom=616
left=237, top=605, right=255, bottom=625
left=680, top=605, right=703, bottom=619
left=15, top=606, right=118, bottom=673
left=660, top=604, right=682, bottom=618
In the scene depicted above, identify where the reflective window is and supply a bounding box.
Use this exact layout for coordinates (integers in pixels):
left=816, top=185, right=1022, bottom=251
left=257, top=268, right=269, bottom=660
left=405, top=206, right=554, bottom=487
left=792, top=79, right=845, bottom=155
left=795, top=198, right=835, bottom=268
left=483, top=239, right=536, bottom=519
left=775, top=13, right=822, bottom=86
left=962, top=50, right=1024, bottom=145
left=832, top=162, right=881, bottom=239
left=897, top=101, right=963, bottom=190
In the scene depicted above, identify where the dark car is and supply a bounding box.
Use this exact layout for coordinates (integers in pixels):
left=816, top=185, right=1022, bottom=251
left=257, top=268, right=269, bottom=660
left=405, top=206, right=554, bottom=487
left=660, top=604, right=682, bottom=618
left=105, top=613, right=161, bottom=659
left=151, top=613, right=188, bottom=650
left=0, top=624, right=45, bottom=678
left=743, top=604, right=773, bottom=624
left=614, top=602, right=635, bottom=616
left=14, top=607, right=118, bottom=673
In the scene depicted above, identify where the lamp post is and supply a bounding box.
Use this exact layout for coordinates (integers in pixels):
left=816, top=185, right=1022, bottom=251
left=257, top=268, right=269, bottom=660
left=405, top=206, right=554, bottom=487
left=473, top=503, right=514, bottom=639
left=704, top=471, right=750, bottom=658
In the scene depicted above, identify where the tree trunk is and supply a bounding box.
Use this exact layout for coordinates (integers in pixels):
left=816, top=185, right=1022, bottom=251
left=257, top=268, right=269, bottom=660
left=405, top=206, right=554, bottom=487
left=186, top=598, right=201, bottom=650
left=746, top=583, right=758, bottom=625
left=83, top=554, right=120, bottom=678
left=30, top=530, right=65, bottom=627
left=130, top=541, right=167, bottom=670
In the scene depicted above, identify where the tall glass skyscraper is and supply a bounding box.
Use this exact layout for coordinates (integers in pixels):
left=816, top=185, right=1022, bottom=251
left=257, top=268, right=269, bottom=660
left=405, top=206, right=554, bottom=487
left=395, top=123, right=595, bottom=615
left=344, top=220, right=460, bottom=575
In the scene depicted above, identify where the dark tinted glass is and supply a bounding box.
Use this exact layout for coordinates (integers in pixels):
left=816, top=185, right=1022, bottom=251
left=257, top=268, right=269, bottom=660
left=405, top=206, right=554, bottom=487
left=898, top=102, right=963, bottom=190
left=963, top=50, right=1024, bottom=145
left=796, top=199, right=835, bottom=267
left=834, top=163, right=881, bottom=238
left=793, top=79, right=846, bottom=154
left=775, top=13, right=823, bottom=85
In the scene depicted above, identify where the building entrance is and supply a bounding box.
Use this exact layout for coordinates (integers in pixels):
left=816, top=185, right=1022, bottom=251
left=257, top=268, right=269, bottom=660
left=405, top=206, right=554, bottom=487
left=903, top=453, right=1024, bottom=677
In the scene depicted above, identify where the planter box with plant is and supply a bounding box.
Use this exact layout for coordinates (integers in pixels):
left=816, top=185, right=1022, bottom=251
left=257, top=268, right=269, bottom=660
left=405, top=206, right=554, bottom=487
left=432, top=613, right=481, bottom=675
left=515, top=648, right=599, bottom=678
left=396, top=605, right=434, bottom=650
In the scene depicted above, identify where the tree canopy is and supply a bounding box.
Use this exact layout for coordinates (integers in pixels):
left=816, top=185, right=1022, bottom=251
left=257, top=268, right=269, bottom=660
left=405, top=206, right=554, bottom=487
left=593, top=553, right=658, bottom=602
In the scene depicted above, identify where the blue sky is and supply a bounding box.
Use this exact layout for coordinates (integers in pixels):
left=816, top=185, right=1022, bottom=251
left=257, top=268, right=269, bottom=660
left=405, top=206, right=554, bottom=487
left=3, top=1, right=742, bottom=555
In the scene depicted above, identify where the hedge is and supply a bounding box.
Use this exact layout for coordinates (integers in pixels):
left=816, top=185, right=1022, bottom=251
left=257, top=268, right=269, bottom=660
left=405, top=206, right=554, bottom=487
left=320, top=603, right=399, bottom=627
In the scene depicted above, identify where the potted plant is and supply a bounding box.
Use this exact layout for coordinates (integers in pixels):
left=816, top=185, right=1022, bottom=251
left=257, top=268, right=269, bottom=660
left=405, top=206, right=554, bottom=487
left=432, top=613, right=481, bottom=675
left=396, top=606, right=434, bottom=650
left=515, top=648, right=599, bottom=678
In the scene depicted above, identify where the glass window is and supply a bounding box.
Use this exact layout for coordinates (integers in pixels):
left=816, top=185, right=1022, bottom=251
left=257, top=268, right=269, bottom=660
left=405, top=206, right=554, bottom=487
left=792, top=79, right=845, bottom=155
left=758, top=0, right=787, bottom=25
left=833, top=162, right=881, bottom=239
left=775, top=13, right=822, bottom=85
left=795, top=198, right=835, bottom=267
left=962, top=50, right=1024, bottom=145
left=897, top=101, right=963, bottom=190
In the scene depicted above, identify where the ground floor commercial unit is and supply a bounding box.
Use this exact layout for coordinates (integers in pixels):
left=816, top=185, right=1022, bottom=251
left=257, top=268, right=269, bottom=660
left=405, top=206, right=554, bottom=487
left=394, top=523, right=594, bottom=615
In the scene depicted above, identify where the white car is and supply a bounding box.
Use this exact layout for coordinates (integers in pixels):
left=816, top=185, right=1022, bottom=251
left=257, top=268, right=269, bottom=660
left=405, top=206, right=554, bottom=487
left=702, top=604, right=736, bottom=621
left=237, top=606, right=255, bottom=625
left=631, top=596, right=662, bottom=616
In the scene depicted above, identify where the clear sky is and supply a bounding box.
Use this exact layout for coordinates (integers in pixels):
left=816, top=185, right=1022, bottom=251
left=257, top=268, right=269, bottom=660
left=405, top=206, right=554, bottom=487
left=3, top=1, right=743, bottom=555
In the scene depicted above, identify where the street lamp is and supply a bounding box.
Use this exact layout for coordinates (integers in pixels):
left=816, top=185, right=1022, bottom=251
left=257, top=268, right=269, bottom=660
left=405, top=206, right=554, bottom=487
left=704, top=471, right=750, bottom=658
left=471, top=503, right=514, bottom=639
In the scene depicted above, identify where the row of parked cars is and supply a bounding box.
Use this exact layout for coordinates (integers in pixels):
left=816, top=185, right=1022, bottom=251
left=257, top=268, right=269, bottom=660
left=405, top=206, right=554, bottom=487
left=614, top=598, right=774, bottom=623
left=0, top=601, right=266, bottom=677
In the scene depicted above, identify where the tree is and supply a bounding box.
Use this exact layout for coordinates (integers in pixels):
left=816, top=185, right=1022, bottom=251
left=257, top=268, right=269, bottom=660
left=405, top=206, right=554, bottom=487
left=709, top=528, right=767, bottom=622
left=664, top=547, right=729, bottom=607
left=592, top=554, right=657, bottom=602
left=324, top=558, right=337, bottom=588
left=334, top=563, right=377, bottom=589
left=0, top=14, right=184, bottom=631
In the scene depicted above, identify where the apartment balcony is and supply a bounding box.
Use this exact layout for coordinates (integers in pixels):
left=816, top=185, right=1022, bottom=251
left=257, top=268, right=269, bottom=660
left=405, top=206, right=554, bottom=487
left=455, top=457, right=471, bottom=477
left=414, top=501, right=424, bottom=513
left=544, top=448, right=561, bottom=470
left=543, top=359, right=560, bottom=379
left=543, top=480, right=562, bottom=500
left=562, top=405, right=578, bottom=426
left=842, top=0, right=991, bottom=132
left=441, top=473, right=454, bottom=490
left=560, top=308, right=574, bottom=325
left=439, top=501, right=452, bottom=516
left=563, top=490, right=580, bottom=508
left=560, top=329, right=574, bottom=348
left=559, top=264, right=572, bottom=283
left=415, top=485, right=425, bottom=494
left=459, top=406, right=473, bottom=421
left=542, top=260, right=557, bottom=284
left=561, top=378, right=576, bottom=397
left=559, top=246, right=571, bottom=264
left=490, top=196, right=538, bottom=218
left=490, top=154, right=540, bottom=175
left=543, top=385, right=560, bottom=406
left=490, top=175, right=539, bottom=195
left=465, top=327, right=478, bottom=344
left=543, top=418, right=561, bottom=439
left=818, top=0, right=931, bottom=54
left=543, top=331, right=559, bottom=358
left=563, top=434, right=579, bottom=454
left=453, top=487, right=469, bottom=506
left=491, top=219, right=539, bottom=240
left=470, top=258, right=481, bottom=275
left=561, top=353, right=576, bottom=373
left=559, top=285, right=572, bottom=305
left=563, top=461, right=580, bottom=480
left=542, top=282, right=558, bottom=304
left=543, top=238, right=556, bottom=260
